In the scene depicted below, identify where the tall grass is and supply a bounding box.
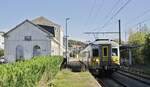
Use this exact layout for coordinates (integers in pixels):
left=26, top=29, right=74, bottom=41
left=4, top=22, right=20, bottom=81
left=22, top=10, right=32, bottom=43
left=0, top=56, right=63, bottom=87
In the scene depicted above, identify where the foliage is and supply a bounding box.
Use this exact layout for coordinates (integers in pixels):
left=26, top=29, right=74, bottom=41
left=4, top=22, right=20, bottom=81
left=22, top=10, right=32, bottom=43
left=128, top=32, right=146, bottom=45
left=0, top=49, right=4, bottom=57
left=128, top=32, right=146, bottom=64
left=0, top=56, right=63, bottom=87
left=68, top=39, right=86, bottom=47
left=143, top=33, right=150, bottom=64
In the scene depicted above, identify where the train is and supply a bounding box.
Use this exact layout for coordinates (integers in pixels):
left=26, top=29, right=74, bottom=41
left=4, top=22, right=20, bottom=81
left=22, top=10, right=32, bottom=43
left=79, top=39, right=120, bottom=74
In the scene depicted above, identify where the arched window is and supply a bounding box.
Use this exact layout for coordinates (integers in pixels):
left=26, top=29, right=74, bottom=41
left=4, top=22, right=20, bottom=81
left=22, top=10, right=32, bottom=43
left=33, top=45, right=41, bottom=57
left=16, top=45, right=24, bottom=61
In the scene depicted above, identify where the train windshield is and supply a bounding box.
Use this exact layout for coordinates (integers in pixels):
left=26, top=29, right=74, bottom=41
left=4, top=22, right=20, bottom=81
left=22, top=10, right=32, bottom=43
left=112, top=48, right=118, bottom=56
left=92, top=49, right=99, bottom=57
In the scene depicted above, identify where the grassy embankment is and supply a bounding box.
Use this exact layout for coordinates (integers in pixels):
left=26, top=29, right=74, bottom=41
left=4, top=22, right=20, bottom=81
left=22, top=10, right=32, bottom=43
left=50, top=70, right=100, bottom=87
left=0, top=56, right=63, bottom=87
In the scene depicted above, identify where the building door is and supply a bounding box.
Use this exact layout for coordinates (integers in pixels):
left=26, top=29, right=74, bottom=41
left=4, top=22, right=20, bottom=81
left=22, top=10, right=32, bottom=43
left=33, top=45, right=41, bottom=57
left=16, top=45, right=24, bottom=61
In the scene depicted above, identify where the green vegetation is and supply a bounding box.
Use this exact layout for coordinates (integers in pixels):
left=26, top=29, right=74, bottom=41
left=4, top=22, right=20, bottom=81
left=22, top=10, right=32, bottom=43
left=0, top=56, right=63, bottom=87
left=127, top=30, right=150, bottom=64
left=51, top=70, right=99, bottom=87
left=68, top=39, right=86, bottom=48
left=68, top=39, right=86, bottom=58
left=0, top=49, right=4, bottom=57
left=143, top=33, right=150, bottom=64
left=128, top=31, right=146, bottom=64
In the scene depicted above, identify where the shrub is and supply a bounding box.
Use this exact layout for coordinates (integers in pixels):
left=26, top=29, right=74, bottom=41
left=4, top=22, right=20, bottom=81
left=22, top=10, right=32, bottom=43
left=0, top=56, right=63, bottom=87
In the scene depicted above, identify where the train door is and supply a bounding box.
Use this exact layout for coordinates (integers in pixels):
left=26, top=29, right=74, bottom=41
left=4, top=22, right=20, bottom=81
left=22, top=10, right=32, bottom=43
left=91, top=44, right=101, bottom=67
left=101, top=44, right=111, bottom=66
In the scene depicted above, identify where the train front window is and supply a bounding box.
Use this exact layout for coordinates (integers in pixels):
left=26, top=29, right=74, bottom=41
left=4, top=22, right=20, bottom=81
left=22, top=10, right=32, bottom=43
left=92, top=49, right=99, bottom=57
left=112, top=48, right=118, bottom=56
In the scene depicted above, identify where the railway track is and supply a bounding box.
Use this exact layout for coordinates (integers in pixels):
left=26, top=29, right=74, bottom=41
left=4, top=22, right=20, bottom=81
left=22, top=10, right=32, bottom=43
left=66, top=58, right=87, bottom=72
left=119, top=66, right=150, bottom=79
left=111, top=71, right=150, bottom=87
left=117, top=70, right=150, bottom=85
left=97, top=77, right=126, bottom=87
left=94, top=69, right=150, bottom=87
left=65, top=58, right=150, bottom=87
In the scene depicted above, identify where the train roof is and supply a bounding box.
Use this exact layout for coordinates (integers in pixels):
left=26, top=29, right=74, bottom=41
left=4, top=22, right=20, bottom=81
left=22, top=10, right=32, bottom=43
left=92, top=39, right=119, bottom=47
left=80, top=39, right=119, bottom=53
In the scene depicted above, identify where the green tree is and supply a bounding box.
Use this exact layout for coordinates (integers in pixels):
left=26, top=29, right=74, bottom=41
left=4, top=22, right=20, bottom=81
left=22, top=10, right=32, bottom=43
left=128, top=31, right=146, bottom=64
left=143, top=33, right=150, bottom=64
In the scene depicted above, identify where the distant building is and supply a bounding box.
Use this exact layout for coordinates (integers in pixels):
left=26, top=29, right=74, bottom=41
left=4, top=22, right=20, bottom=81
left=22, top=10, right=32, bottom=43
left=4, top=17, right=64, bottom=62
left=0, top=32, right=4, bottom=49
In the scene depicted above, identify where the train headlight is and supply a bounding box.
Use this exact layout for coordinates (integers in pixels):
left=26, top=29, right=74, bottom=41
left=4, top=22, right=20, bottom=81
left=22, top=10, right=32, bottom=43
left=96, top=59, right=99, bottom=62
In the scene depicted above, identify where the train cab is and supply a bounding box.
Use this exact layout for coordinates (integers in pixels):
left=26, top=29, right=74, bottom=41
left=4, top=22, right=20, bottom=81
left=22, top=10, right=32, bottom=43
left=79, top=39, right=120, bottom=74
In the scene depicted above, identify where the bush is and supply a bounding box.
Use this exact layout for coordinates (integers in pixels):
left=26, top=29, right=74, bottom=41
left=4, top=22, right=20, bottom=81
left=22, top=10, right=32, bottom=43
left=0, top=56, right=63, bottom=87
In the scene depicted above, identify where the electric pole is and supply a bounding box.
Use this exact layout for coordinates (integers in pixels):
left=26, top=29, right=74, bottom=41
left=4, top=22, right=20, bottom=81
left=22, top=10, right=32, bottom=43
left=65, top=18, right=70, bottom=64
left=119, top=19, right=121, bottom=45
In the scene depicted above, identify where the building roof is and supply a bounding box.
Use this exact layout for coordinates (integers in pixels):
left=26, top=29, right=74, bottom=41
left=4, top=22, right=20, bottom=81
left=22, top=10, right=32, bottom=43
left=0, top=31, right=4, bottom=33
left=4, top=17, right=60, bottom=37
left=32, top=16, right=60, bottom=27
left=37, top=24, right=55, bottom=37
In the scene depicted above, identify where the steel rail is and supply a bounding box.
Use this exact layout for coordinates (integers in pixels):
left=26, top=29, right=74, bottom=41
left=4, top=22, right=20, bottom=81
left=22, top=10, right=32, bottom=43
left=117, top=71, right=150, bottom=85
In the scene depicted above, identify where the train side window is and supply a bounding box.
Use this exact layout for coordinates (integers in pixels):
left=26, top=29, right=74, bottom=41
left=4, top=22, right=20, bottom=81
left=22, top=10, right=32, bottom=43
left=112, top=48, right=118, bottom=56
left=92, top=49, right=99, bottom=57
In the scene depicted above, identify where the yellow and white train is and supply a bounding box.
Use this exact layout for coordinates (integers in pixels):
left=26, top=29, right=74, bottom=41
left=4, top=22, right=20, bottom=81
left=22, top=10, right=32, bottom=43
left=79, top=39, right=120, bottom=74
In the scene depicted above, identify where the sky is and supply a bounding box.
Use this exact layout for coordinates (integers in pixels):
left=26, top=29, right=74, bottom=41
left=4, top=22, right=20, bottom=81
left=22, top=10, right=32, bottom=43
left=0, top=0, right=150, bottom=42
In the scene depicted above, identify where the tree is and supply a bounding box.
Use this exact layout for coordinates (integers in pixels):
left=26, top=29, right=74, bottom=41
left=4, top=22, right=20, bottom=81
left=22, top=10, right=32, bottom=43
left=128, top=31, right=146, bottom=64
left=143, top=33, right=150, bottom=64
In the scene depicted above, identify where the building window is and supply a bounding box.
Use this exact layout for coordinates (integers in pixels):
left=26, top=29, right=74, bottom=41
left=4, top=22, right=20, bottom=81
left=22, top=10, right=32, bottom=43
left=24, top=36, right=32, bottom=41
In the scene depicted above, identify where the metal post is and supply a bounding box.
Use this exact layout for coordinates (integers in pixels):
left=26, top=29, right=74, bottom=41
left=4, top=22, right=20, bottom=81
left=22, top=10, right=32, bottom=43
left=65, top=18, right=70, bottom=64
left=128, top=48, right=132, bottom=65
left=119, top=20, right=121, bottom=45
left=125, top=32, right=127, bottom=42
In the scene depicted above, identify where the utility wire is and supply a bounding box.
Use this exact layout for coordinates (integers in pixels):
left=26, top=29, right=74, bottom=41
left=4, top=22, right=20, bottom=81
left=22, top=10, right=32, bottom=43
left=88, top=0, right=120, bottom=31
left=92, top=0, right=104, bottom=23
left=84, top=0, right=97, bottom=26
left=103, top=0, right=121, bottom=21
left=92, top=0, right=132, bottom=31
left=101, top=0, right=132, bottom=29
left=125, top=9, right=150, bottom=26
left=129, top=17, right=150, bottom=29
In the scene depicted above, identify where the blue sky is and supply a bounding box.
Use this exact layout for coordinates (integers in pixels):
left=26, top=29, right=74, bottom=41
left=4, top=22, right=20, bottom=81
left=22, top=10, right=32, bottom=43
left=0, top=0, right=150, bottom=42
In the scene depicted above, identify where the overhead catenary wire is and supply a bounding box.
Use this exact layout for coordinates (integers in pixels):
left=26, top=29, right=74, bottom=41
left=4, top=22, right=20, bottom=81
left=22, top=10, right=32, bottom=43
left=84, top=0, right=97, bottom=26
left=92, top=0, right=132, bottom=31
left=125, top=9, right=150, bottom=26
left=92, top=0, right=104, bottom=23
left=89, top=0, right=120, bottom=31
left=129, top=17, right=150, bottom=29
left=102, top=0, right=121, bottom=22
left=101, top=0, right=132, bottom=29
